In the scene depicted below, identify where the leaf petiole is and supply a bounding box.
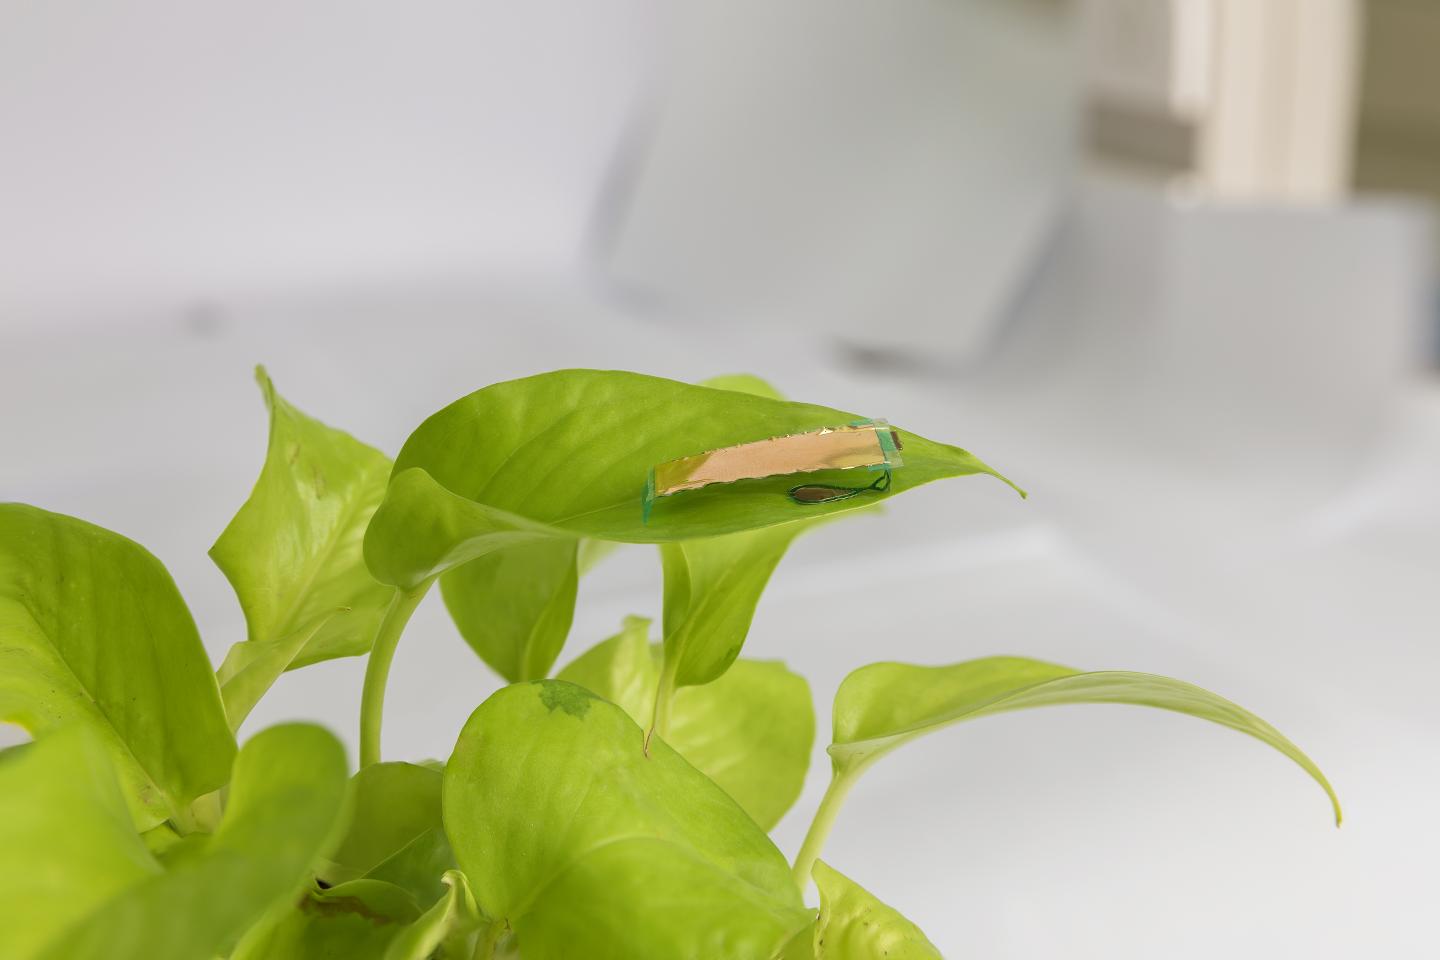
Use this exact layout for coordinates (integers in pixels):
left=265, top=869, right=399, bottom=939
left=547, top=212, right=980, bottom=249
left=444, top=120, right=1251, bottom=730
left=645, top=654, right=680, bottom=757
left=358, top=580, right=434, bottom=767
left=791, top=764, right=864, bottom=889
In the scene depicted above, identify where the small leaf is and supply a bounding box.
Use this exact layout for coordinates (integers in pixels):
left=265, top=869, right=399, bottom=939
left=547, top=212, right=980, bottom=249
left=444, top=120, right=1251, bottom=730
left=0, top=728, right=161, bottom=960
left=439, top=539, right=578, bottom=682
left=558, top=617, right=815, bottom=829
left=43, top=722, right=351, bottom=960
left=0, top=504, right=236, bottom=828
left=442, top=680, right=812, bottom=959
left=380, top=870, right=484, bottom=960
left=231, top=871, right=481, bottom=960
left=660, top=523, right=808, bottom=687
left=212, top=366, right=394, bottom=730
left=363, top=370, right=1015, bottom=590
left=794, top=861, right=942, bottom=960
left=830, top=657, right=1341, bottom=823
left=322, top=761, right=456, bottom=907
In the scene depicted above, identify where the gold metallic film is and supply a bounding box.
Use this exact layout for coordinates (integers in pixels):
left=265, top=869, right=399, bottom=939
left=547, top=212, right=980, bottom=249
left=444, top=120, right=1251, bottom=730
left=652, top=423, right=898, bottom=498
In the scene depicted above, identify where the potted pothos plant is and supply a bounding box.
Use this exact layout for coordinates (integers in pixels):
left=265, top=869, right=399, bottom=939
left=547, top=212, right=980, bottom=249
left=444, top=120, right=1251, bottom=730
left=0, top=368, right=1338, bottom=959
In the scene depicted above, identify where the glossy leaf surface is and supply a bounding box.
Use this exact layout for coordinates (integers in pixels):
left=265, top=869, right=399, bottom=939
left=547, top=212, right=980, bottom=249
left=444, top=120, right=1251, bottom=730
left=791, top=861, right=942, bottom=960
left=558, top=617, right=815, bottom=829
left=830, top=657, right=1340, bottom=823
left=442, top=680, right=811, bottom=959
left=0, top=728, right=161, bottom=960
left=212, top=367, right=394, bottom=729
left=43, top=723, right=350, bottom=960
left=364, top=369, right=1015, bottom=589
left=0, top=504, right=235, bottom=827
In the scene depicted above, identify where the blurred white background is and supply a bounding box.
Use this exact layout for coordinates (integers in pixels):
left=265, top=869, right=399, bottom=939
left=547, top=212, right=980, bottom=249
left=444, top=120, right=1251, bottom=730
left=3, top=1, right=1438, bottom=957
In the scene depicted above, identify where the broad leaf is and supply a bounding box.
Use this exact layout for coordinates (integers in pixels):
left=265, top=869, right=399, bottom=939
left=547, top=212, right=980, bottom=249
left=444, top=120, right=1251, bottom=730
left=364, top=370, right=1016, bottom=590
left=0, top=728, right=161, bottom=960
left=0, top=504, right=235, bottom=828
left=43, top=722, right=350, bottom=960
left=830, top=657, right=1341, bottom=823
left=212, top=366, right=394, bottom=730
left=442, top=680, right=812, bottom=959
left=439, top=539, right=578, bottom=681
left=786, top=861, right=942, bottom=960
left=322, top=761, right=455, bottom=907
left=558, top=616, right=814, bottom=830
left=437, top=374, right=808, bottom=685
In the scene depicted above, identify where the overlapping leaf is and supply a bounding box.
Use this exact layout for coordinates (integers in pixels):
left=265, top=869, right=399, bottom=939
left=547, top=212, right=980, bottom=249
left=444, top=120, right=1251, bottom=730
left=42, top=722, right=351, bottom=960
left=0, top=504, right=235, bottom=828
left=0, top=728, right=161, bottom=959
left=783, top=861, right=941, bottom=960
left=231, top=871, right=481, bottom=960
left=557, top=616, right=814, bottom=829
left=439, top=539, right=578, bottom=682
left=321, top=761, right=455, bottom=907
left=442, top=681, right=812, bottom=959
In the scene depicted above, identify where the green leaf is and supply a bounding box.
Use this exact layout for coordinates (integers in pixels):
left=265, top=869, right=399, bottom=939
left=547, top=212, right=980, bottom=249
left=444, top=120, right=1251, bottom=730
left=322, top=761, right=456, bottom=907
left=442, top=680, right=812, bottom=960
left=231, top=870, right=481, bottom=960
left=660, top=522, right=809, bottom=688
left=380, top=870, right=485, bottom=960
left=439, top=539, right=578, bottom=681
left=558, top=617, right=815, bottom=830
left=792, top=861, right=943, bottom=960
left=554, top=616, right=658, bottom=721
left=651, top=373, right=841, bottom=740
left=229, top=878, right=422, bottom=960
left=0, top=728, right=161, bottom=960
left=0, top=503, right=236, bottom=828
left=364, top=369, right=1016, bottom=590
left=43, top=722, right=351, bottom=960
left=830, top=657, right=1341, bottom=823
left=435, top=374, right=801, bottom=685
left=212, top=366, right=395, bottom=730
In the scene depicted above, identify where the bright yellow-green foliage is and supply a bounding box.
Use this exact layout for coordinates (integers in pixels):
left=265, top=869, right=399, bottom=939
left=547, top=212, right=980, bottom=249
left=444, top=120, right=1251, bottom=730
left=0, top=368, right=1338, bottom=959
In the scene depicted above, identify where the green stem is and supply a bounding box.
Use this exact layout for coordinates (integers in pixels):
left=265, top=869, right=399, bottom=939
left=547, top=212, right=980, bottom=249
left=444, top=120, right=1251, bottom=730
left=645, top=654, right=680, bottom=756
left=359, top=580, right=433, bottom=767
left=791, top=765, right=862, bottom=888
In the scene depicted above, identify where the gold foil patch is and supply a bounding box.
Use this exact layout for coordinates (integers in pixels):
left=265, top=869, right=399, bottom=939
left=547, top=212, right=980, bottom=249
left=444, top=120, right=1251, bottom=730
left=648, top=420, right=902, bottom=510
